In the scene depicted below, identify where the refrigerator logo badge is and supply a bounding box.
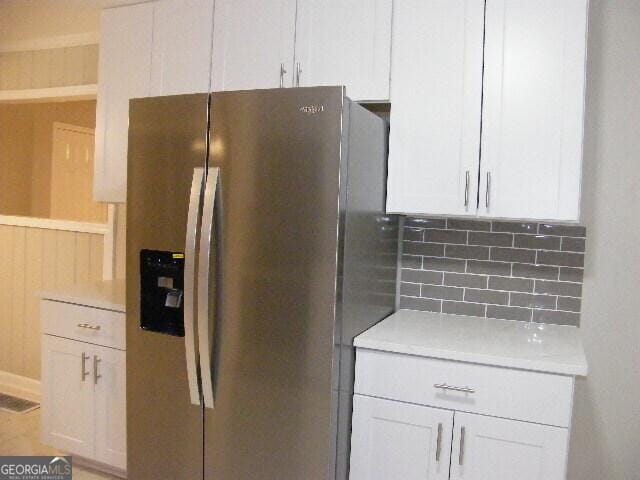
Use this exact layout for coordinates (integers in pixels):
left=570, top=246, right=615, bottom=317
left=299, top=105, right=325, bottom=115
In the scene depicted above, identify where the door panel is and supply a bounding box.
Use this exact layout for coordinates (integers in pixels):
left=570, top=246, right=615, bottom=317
left=294, top=0, right=392, bottom=101
left=350, top=395, right=454, bottom=480
left=204, top=87, right=344, bottom=480
left=126, top=94, right=209, bottom=480
left=211, top=0, right=297, bottom=91
left=41, top=336, right=94, bottom=458
left=479, top=0, right=588, bottom=220
left=94, top=346, right=126, bottom=470
left=94, top=3, right=153, bottom=202
left=386, top=0, right=485, bottom=216
left=150, top=0, right=215, bottom=96
left=450, top=412, right=569, bottom=480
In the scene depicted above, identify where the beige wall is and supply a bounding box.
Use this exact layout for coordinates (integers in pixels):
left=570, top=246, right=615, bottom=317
left=0, top=105, right=33, bottom=216
left=0, top=1, right=99, bottom=47
left=568, top=1, right=640, bottom=479
left=0, top=100, right=97, bottom=218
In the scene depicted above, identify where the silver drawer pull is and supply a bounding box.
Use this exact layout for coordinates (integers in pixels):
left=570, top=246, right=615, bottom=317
left=434, top=383, right=476, bottom=394
left=77, top=323, right=101, bottom=331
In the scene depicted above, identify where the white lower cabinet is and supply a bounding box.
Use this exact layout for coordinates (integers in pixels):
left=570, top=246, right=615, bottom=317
left=41, top=300, right=126, bottom=473
left=350, top=350, right=575, bottom=480
left=41, top=336, right=95, bottom=458
left=450, top=412, right=568, bottom=480
left=350, top=395, right=453, bottom=480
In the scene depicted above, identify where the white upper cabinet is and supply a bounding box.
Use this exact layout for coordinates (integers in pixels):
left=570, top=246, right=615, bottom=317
left=150, top=0, right=215, bottom=96
left=95, top=0, right=216, bottom=202
left=386, top=0, right=485, bottom=216
left=211, top=0, right=297, bottom=91
left=387, top=0, right=589, bottom=221
left=94, top=3, right=153, bottom=203
left=210, top=0, right=392, bottom=100
left=478, top=0, right=588, bottom=220
left=449, top=412, right=569, bottom=480
left=294, top=0, right=392, bottom=100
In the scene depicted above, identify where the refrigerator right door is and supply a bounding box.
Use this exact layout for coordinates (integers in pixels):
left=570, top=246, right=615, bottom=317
left=203, top=87, right=345, bottom=480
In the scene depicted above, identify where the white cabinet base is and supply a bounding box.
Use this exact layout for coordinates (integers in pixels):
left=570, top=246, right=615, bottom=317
left=350, top=395, right=453, bottom=480
left=450, top=412, right=569, bottom=480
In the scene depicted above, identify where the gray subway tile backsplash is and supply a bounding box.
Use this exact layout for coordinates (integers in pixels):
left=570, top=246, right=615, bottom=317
left=491, top=221, right=537, bottom=234
left=447, top=218, right=491, bottom=232
left=444, top=273, right=488, bottom=289
left=399, top=217, right=587, bottom=326
left=443, top=301, right=487, bottom=317
left=445, top=244, right=490, bottom=260
left=404, top=241, right=445, bottom=257
left=468, top=231, right=513, bottom=247
left=488, top=276, right=534, bottom=293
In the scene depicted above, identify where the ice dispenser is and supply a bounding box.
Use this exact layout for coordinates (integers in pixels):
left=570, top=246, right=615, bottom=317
left=140, top=249, right=185, bottom=336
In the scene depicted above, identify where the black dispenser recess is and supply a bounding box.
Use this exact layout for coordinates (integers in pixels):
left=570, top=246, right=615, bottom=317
left=140, top=249, right=185, bottom=336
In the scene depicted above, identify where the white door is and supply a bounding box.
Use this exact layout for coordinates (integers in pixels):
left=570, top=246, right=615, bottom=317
left=293, top=0, right=392, bottom=101
left=211, top=0, right=297, bottom=91
left=349, top=395, right=453, bottom=480
left=94, top=3, right=153, bottom=203
left=150, top=0, right=215, bottom=96
left=51, top=123, right=107, bottom=223
left=386, top=0, right=485, bottom=216
left=93, top=345, right=127, bottom=470
left=450, top=412, right=569, bottom=480
left=479, top=0, right=588, bottom=220
left=41, top=336, right=95, bottom=458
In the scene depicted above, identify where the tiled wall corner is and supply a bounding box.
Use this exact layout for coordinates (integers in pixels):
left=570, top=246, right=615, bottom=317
left=399, top=217, right=586, bottom=326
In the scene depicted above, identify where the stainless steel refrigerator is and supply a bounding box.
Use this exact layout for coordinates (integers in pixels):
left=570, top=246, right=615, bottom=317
left=126, top=87, right=398, bottom=480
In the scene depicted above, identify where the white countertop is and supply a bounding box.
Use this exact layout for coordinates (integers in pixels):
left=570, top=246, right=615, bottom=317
left=39, top=279, right=126, bottom=313
left=355, top=309, right=588, bottom=377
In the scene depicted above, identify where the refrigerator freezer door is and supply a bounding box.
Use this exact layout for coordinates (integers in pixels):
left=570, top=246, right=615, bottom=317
left=126, top=94, right=209, bottom=480
left=203, top=87, right=345, bottom=480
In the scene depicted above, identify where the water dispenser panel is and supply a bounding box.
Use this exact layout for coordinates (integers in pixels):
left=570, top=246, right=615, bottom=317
left=140, top=249, right=185, bottom=336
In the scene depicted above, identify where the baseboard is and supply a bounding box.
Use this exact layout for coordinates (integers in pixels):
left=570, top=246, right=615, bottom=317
left=0, top=370, right=41, bottom=402
left=72, top=456, right=127, bottom=479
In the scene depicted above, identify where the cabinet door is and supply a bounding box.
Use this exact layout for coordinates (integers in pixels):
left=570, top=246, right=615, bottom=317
left=350, top=395, right=453, bottom=480
left=94, top=3, right=153, bottom=202
left=41, top=336, right=95, bottom=458
left=150, top=0, right=215, bottom=96
left=479, top=0, right=588, bottom=220
left=93, top=345, right=127, bottom=470
left=211, top=0, right=297, bottom=91
left=450, top=412, right=569, bottom=480
left=293, top=0, right=392, bottom=101
left=386, top=0, right=485, bottom=216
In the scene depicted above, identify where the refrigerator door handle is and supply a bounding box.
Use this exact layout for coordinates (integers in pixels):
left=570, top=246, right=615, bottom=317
left=198, top=167, right=220, bottom=409
left=185, top=167, right=205, bottom=406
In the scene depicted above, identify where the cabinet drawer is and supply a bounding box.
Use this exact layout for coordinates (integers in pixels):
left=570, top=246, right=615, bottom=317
left=42, top=300, right=126, bottom=350
left=354, top=349, right=573, bottom=427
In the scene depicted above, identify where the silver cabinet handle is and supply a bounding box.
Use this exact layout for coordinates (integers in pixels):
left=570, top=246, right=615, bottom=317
left=185, top=168, right=205, bottom=406
left=486, top=171, right=491, bottom=208
left=198, top=167, right=220, bottom=409
left=434, top=383, right=476, bottom=394
left=77, top=323, right=101, bottom=330
left=81, top=352, right=90, bottom=382
left=459, top=426, right=466, bottom=465
left=435, top=423, right=443, bottom=462
left=279, top=63, right=287, bottom=88
left=295, top=62, right=302, bottom=87
left=93, top=355, right=102, bottom=385
left=464, top=170, right=470, bottom=207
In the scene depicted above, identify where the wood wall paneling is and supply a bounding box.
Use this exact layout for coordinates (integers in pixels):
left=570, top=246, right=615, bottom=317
left=0, top=226, right=103, bottom=379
